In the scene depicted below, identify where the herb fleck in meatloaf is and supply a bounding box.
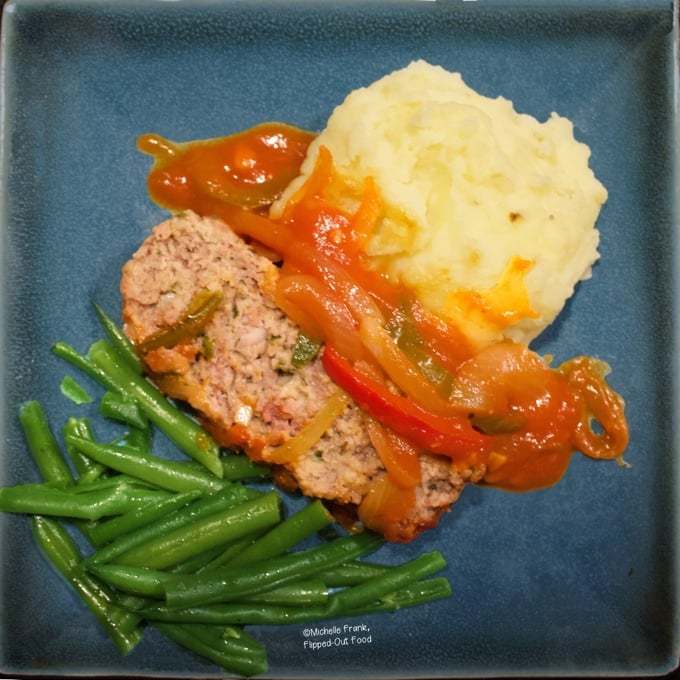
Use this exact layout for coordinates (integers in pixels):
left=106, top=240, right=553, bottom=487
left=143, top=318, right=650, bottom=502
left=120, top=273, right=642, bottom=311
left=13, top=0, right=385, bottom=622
left=120, top=210, right=483, bottom=541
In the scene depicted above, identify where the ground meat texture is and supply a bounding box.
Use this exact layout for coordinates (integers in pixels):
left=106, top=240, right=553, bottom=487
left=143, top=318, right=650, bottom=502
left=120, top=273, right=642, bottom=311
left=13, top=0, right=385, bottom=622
left=120, top=211, right=483, bottom=542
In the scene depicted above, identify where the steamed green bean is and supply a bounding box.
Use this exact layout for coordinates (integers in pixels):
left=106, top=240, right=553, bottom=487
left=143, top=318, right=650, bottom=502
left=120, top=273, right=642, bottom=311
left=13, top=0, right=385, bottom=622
left=324, top=550, right=447, bottom=616
left=62, top=417, right=107, bottom=484
left=316, top=559, right=391, bottom=586
left=87, top=339, right=222, bottom=477
left=2, top=303, right=455, bottom=677
left=93, top=301, right=143, bottom=373
left=219, top=453, right=271, bottom=481
left=164, top=531, right=383, bottom=609
left=85, top=484, right=254, bottom=565
left=88, top=489, right=201, bottom=547
left=112, top=491, right=281, bottom=570
left=87, top=563, right=171, bottom=599
left=99, top=391, right=149, bottom=430
left=51, top=340, right=119, bottom=391
left=19, top=400, right=73, bottom=487
left=32, top=516, right=143, bottom=655
left=64, top=436, right=225, bottom=495
left=139, top=576, right=449, bottom=626
left=152, top=621, right=268, bottom=677
left=226, top=499, right=332, bottom=567
left=60, top=375, right=92, bottom=405
left=0, top=482, right=167, bottom=521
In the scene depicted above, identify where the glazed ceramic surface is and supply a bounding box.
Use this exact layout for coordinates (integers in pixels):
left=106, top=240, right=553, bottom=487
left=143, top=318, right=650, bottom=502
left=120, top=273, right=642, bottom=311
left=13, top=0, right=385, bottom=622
left=0, top=0, right=677, bottom=677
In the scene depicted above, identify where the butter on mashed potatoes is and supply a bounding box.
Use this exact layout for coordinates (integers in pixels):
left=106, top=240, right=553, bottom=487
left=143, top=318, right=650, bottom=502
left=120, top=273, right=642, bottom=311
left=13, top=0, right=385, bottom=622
left=275, top=60, right=608, bottom=347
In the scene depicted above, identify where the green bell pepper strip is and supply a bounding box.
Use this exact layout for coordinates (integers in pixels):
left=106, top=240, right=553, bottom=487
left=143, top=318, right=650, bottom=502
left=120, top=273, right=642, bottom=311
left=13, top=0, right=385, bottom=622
left=135, top=289, right=224, bottom=354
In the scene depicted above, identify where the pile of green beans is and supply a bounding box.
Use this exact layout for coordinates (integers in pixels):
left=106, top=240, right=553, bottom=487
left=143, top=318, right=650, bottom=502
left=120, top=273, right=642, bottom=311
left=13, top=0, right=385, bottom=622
left=0, top=303, right=452, bottom=677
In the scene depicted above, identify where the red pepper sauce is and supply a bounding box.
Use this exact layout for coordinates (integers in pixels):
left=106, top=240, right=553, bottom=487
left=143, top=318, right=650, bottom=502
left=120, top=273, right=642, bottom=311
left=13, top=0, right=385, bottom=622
left=137, top=122, right=315, bottom=217
left=456, top=342, right=628, bottom=492
left=138, top=125, right=629, bottom=501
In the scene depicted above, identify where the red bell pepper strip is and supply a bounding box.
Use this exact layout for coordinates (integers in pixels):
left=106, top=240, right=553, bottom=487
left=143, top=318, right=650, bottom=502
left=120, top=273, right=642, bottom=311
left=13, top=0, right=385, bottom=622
left=321, top=346, right=493, bottom=464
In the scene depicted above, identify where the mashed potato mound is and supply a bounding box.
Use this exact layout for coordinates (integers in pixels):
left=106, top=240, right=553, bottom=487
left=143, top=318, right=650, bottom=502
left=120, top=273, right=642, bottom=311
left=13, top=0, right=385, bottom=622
left=276, top=60, right=607, bottom=346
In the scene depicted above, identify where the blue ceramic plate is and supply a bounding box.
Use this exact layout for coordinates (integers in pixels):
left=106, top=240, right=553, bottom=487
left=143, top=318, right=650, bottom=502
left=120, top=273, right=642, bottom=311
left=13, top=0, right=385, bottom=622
left=0, top=0, right=678, bottom=677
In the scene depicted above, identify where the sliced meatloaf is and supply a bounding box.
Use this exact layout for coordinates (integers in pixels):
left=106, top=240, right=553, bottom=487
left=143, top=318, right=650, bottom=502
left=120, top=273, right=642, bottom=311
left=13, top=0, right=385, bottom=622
left=120, top=210, right=483, bottom=542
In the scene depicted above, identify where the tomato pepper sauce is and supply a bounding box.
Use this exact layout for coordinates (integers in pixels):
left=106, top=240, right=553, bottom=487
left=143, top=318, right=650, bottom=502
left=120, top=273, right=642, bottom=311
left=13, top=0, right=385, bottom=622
left=137, top=124, right=629, bottom=502
left=137, top=122, right=315, bottom=216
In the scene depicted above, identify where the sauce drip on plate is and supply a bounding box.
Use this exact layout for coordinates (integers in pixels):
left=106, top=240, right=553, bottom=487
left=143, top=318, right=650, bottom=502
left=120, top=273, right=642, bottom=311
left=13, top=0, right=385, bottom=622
left=137, top=123, right=314, bottom=214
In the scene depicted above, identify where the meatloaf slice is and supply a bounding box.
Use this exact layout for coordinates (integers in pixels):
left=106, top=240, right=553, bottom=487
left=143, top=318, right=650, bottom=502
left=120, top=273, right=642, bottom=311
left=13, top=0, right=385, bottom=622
left=120, top=210, right=483, bottom=542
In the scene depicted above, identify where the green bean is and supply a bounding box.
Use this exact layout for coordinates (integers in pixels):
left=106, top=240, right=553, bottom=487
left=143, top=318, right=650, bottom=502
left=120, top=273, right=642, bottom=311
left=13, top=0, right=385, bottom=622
left=0, top=482, right=168, bottom=521
left=62, top=417, right=108, bottom=484
left=170, top=543, right=237, bottom=575
left=106, top=569, right=328, bottom=609
left=31, top=516, right=143, bottom=655
left=241, top=579, right=328, bottom=606
left=99, top=391, right=149, bottom=430
left=122, top=424, right=153, bottom=454
left=60, top=375, right=92, bottom=405
left=220, top=453, right=271, bottom=481
left=142, top=601, right=329, bottom=626
left=64, top=435, right=225, bottom=495
left=19, top=400, right=73, bottom=487
left=164, top=531, right=383, bottom=609
left=88, top=489, right=201, bottom=547
left=20, top=405, right=106, bottom=541
left=93, top=302, right=143, bottom=373
left=51, top=340, right=119, bottom=392
left=66, top=474, right=158, bottom=494
left=222, top=624, right=268, bottom=662
left=141, top=577, right=450, bottom=626
left=346, top=576, right=452, bottom=615
left=87, top=563, right=171, bottom=599
left=87, top=339, right=222, bottom=477
left=317, top=560, right=391, bottom=586
left=224, top=624, right=264, bottom=650
left=325, top=551, right=447, bottom=617
left=85, top=485, right=254, bottom=565
left=113, top=490, right=281, bottom=570
left=152, top=622, right=268, bottom=678
left=194, top=532, right=267, bottom=574
left=226, top=499, right=332, bottom=567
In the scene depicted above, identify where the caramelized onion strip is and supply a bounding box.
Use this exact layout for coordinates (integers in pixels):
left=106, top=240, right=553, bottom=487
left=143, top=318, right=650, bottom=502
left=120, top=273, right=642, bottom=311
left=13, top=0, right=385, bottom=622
left=364, top=417, right=422, bottom=488
left=357, top=474, right=416, bottom=542
left=275, top=274, right=365, bottom=363
left=264, top=389, right=351, bottom=465
left=359, top=316, right=458, bottom=417
left=560, top=357, right=629, bottom=460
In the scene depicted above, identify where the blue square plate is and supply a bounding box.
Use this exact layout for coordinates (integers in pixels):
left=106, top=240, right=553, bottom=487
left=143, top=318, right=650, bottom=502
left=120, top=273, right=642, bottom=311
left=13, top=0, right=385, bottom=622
left=0, top=0, right=678, bottom=677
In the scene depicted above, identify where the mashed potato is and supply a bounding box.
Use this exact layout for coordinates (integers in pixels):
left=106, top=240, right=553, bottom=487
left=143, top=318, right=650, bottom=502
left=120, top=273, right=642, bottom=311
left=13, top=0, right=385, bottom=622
left=275, top=60, right=607, bottom=346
